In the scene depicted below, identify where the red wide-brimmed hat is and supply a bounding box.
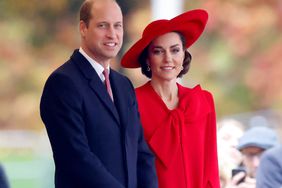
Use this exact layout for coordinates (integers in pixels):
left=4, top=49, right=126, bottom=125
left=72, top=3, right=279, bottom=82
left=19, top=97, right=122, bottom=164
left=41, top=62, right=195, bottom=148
left=121, top=9, right=208, bottom=68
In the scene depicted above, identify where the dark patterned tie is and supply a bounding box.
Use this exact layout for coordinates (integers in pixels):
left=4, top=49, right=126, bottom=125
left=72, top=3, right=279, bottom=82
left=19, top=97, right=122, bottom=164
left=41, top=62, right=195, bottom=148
left=103, top=69, right=113, bottom=101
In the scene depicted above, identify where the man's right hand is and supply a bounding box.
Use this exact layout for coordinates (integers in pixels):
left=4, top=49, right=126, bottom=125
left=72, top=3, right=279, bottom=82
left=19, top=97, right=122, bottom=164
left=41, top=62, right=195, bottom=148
left=225, top=172, right=255, bottom=188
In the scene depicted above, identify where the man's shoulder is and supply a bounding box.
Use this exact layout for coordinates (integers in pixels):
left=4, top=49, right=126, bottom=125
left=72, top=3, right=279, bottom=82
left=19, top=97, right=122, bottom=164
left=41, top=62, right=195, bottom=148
left=263, top=145, right=282, bottom=162
left=111, top=68, right=125, bottom=77
left=111, top=69, right=130, bottom=82
left=43, top=55, right=81, bottom=90
left=46, top=61, right=75, bottom=85
left=48, top=51, right=77, bottom=75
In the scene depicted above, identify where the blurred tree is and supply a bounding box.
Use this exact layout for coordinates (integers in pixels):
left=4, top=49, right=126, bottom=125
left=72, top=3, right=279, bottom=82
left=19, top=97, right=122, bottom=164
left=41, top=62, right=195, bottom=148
left=181, top=0, right=282, bottom=116
left=0, top=0, right=281, bottom=130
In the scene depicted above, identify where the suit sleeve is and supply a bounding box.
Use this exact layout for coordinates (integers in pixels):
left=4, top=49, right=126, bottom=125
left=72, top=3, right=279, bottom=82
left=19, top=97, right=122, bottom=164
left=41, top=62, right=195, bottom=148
left=204, top=91, right=220, bottom=188
left=40, top=73, right=124, bottom=188
left=127, top=79, right=158, bottom=188
left=137, top=120, right=158, bottom=188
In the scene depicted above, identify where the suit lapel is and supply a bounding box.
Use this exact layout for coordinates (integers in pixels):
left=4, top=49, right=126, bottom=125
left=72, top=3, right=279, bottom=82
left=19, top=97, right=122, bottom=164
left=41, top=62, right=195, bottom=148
left=110, top=70, right=129, bottom=131
left=71, top=50, right=120, bottom=125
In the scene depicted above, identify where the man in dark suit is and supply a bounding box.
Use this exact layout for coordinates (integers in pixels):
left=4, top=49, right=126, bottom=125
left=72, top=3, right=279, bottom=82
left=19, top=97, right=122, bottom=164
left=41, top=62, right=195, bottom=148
left=0, top=165, right=9, bottom=188
left=40, top=0, right=158, bottom=187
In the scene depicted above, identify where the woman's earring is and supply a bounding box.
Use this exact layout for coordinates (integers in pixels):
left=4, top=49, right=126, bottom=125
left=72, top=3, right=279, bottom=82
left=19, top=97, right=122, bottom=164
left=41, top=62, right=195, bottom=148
left=146, top=60, right=151, bottom=71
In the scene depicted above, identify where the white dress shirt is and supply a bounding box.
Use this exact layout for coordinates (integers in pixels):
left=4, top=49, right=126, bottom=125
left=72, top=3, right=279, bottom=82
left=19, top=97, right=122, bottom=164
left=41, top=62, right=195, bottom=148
left=79, top=47, right=110, bottom=82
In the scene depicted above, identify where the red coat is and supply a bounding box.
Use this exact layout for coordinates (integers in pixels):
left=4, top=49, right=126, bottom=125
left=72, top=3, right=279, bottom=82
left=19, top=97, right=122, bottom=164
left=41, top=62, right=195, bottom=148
left=135, top=82, right=220, bottom=188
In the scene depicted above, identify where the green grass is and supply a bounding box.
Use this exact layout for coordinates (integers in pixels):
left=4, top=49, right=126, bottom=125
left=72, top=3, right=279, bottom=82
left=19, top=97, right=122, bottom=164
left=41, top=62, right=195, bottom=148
left=1, top=149, right=54, bottom=188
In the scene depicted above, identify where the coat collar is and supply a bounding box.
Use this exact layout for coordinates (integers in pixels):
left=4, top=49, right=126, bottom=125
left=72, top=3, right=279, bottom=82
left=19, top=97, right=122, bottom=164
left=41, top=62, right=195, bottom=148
left=109, top=71, right=131, bottom=130
left=70, top=49, right=120, bottom=125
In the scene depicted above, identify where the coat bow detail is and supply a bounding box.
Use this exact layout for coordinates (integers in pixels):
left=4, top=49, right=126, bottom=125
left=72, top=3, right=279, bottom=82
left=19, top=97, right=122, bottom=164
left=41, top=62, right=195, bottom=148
left=148, top=85, right=211, bottom=168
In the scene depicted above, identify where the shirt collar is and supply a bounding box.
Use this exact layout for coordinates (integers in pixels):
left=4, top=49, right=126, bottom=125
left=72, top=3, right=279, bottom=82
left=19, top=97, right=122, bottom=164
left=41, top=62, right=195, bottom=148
left=79, top=47, right=110, bottom=81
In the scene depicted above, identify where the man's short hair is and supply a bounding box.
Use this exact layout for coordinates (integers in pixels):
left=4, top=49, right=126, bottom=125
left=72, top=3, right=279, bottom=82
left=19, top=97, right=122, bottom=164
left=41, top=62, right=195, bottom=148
left=79, top=0, right=117, bottom=27
left=80, top=0, right=94, bottom=27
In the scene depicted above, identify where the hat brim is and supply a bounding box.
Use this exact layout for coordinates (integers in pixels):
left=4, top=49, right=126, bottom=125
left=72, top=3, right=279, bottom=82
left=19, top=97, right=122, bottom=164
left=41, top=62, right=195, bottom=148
left=121, top=9, right=208, bottom=68
left=237, top=143, right=275, bottom=151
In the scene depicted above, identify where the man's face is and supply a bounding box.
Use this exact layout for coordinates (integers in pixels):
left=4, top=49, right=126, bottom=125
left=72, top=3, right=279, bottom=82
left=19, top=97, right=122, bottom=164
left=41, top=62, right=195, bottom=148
left=80, top=0, right=123, bottom=64
left=241, top=146, right=265, bottom=178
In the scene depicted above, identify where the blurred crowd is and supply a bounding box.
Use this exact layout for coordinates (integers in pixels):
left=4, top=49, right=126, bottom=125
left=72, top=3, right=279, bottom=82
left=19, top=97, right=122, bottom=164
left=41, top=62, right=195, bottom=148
left=217, top=115, right=281, bottom=188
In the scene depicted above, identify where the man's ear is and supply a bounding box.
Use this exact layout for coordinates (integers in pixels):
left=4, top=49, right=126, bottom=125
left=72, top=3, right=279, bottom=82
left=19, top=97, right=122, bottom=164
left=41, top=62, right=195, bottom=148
left=79, top=21, right=87, bottom=37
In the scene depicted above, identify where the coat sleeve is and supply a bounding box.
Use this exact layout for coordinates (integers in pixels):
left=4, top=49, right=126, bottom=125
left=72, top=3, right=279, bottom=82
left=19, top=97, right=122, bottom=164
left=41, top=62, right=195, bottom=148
left=204, top=91, right=220, bottom=188
left=127, top=79, right=158, bottom=188
left=40, top=73, right=125, bottom=188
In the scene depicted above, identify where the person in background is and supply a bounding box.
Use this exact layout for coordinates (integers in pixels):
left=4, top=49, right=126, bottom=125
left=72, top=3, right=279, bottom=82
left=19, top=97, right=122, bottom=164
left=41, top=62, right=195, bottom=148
left=217, top=119, right=244, bottom=188
left=256, top=145, right=282, bottom=188
left=121, top=9, right=220, bottom=188
left=40, top=0, right=158, bottom=187
left=0, top=164, right=9, bottom=188
left=226, top=126, right=279, bottom=188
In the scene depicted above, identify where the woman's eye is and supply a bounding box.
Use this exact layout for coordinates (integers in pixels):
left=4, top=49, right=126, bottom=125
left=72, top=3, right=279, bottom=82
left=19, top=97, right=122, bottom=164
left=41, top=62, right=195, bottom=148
left=152, top=49, right=163, bottom=55
left=171, top=48, right=180, bottom=53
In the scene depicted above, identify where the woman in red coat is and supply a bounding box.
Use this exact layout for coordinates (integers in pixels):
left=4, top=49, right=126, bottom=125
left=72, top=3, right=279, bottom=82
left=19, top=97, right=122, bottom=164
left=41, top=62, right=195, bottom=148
left=121, top=9, right=220, bottom=188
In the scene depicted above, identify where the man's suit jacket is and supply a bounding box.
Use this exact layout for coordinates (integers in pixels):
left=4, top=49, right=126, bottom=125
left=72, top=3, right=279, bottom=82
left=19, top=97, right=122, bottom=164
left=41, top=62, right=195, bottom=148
left=0, top=165, right=9, bottom=188
left=40, top=50, right=158, bottom=188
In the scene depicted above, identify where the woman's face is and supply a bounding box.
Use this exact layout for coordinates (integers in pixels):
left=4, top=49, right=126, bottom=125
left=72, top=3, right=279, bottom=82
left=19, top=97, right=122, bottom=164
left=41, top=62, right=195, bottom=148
left=147, top=32, right=185, bottom=82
